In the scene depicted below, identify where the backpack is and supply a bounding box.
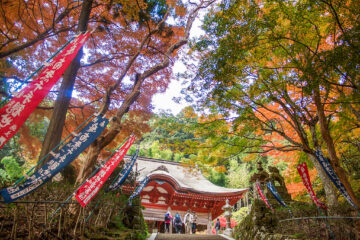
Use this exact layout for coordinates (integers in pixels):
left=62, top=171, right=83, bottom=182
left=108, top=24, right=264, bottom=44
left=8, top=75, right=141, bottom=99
left=164, top=213, right=170, bottom=221
left=175, top=214, right=181, bottom=224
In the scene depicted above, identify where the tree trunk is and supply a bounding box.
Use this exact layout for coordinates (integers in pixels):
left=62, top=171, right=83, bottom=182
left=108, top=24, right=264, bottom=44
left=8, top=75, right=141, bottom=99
left=74, top=0, right=213, bottom=184
left=308, top=123, right=339, bottom=209
left=307, top=153, right=338, bottom=209
left=313, top=87, right=359, bottom=207
left=75, top=77, right=142, bottom=184
left=38, top=0, right=93, bottom=169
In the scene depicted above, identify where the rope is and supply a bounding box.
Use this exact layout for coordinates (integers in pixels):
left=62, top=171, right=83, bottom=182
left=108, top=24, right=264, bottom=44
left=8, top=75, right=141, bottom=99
left=279, top=216, right=360, bottom=222
left=85, top=202, right=100, bottom=222
left=0, top=35, right=77, bottom=106
left=0, top=200, right=79, bottom=204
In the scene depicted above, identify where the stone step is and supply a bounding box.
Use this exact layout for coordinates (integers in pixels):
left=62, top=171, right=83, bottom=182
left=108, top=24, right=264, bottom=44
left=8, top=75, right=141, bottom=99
left=155, top=233, right=226, bottom=240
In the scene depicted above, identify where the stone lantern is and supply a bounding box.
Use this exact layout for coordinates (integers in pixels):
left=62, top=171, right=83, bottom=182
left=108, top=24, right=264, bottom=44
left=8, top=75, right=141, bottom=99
left=222, top=199, right=233, bottom=236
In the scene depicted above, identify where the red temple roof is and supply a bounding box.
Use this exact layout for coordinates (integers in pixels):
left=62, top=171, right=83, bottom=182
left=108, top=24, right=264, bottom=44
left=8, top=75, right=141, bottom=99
left=123, top=156, right=248, bottom=224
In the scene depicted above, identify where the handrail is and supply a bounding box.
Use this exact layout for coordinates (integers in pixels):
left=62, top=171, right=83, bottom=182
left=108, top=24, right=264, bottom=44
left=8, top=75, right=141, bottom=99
left=279, top=216, right=360, bottom=222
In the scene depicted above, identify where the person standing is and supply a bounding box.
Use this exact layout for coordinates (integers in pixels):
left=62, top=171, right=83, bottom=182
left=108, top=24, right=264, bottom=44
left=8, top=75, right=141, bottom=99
left=215, top=218, right=221, bottom=234
left=173, top=212, right=182, bottom=234
left=190, top=211, right=197, bottom=234
left=183, top=210, right=192, bottom=234
left=164, top=210, right=172, bottom=233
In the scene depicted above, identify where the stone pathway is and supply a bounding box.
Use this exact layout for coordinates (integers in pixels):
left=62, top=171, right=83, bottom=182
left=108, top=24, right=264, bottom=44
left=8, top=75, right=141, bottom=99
left=155, top=233, right=227, bottom=240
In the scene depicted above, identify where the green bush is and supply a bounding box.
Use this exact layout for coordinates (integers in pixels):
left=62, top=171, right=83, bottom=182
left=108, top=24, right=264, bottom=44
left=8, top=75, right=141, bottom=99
left=0, top=156, right=23, bottom=184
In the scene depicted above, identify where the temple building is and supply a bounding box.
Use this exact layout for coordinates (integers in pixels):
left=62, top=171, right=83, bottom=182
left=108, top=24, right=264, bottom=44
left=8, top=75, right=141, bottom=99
left=122, top=156, right=248, bottom=233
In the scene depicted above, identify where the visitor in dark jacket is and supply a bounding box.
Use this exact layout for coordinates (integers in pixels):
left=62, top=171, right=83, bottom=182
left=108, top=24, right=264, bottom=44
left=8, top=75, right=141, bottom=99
left=215, top=218, right=221, bottom=234
left=173, top=212, right=182, bottom=234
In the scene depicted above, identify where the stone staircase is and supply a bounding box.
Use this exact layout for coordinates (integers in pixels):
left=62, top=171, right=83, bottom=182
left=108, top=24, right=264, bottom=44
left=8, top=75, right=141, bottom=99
left=155, top=233, right=228, bottom=240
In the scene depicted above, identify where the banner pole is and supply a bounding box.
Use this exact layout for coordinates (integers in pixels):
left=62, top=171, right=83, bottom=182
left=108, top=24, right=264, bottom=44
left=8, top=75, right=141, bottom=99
left=48, top=164, right=103, bottom=222
left=85, top=145, right=139, bottom=222
left=1, top=36, right=77, bottom=106
left=107, top=144, right=138, bottom=190
left=14, top=113, right=96, bottom=185
left=48, top=137, right=132, bottom=221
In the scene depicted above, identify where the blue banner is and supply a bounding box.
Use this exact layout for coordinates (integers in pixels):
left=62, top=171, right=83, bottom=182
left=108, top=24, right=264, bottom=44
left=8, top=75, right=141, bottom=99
left=315, top=150, right=357, bottom=209
left=107, top=149, right=139, bottom=192
left=267, top=181, right=288, bottom=208
left=0, top=115, right=108, bottom=203
left=128, top=176, right=149, bottom=206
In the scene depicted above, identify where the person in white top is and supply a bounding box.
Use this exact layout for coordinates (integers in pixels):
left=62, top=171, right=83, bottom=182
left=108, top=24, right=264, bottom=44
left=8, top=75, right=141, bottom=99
left=183, top=210, right=192, bottom=234
left=190, top=211, right=197, bottom=234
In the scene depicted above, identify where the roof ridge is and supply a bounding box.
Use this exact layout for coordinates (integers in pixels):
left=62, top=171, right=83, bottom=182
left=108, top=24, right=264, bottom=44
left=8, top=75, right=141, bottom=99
left=125, top=155, right=181, bottom=166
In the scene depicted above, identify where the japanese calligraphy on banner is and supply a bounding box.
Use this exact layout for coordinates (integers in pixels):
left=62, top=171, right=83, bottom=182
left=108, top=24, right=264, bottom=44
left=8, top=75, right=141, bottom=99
left=256, top=181, right=273, bottom=210
left=0, top=115, right=108, bottom=203
left=267, top=181, right=287, bottom=208
left=315, top=150, right=357, bottom=209
left=128, top=176, right=149, bottom=206
left=107, top=149, right=139, bottom=192
left=0, top=32, right=91, bottom=150
left=297, top=163, right=327, bottom=210
left=75, top=135, right=136, bottom=207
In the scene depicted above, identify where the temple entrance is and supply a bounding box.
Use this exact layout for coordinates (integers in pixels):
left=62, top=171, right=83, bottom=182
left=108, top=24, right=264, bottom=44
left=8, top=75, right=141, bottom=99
left=123, top=156, right=248, bottom=235
left=155, top=234, right=227, bottom=240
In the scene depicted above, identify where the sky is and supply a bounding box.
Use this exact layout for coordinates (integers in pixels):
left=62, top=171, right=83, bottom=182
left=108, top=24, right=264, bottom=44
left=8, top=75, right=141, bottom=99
left=151, top=7, right=207, bottom=116
left=151, top=60, right=187, bottom=115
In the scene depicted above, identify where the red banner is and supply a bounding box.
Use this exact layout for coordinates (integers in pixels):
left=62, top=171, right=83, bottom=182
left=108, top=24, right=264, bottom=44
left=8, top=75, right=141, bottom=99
left=297, top=163, right=327, bottom=209
left=0, top=32, right=91, bottom=149
left=256, top=182, right=273, bottom=210
left=75, top=136, right=136, bottom=207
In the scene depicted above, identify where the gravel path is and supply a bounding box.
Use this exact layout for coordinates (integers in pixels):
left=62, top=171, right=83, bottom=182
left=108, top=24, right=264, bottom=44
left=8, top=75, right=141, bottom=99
left=155, top=233, right=226, bottom=240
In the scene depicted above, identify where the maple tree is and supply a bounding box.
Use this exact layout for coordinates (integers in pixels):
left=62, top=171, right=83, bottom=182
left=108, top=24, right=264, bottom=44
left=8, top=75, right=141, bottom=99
left=73, top=0, right=216, bottom=184
left=0, top=0, right=216, bottom=184
left=180, top=0, right=360, bottom=208
left=0, top=0, right=80, bottom=60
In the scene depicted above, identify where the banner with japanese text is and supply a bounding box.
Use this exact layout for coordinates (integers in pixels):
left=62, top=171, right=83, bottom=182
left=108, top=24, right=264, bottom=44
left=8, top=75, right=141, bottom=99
left=0, top=115, right=108, bottom=203
left=75, top=135, right=136, bottom=207
left=297, top=162, right=327, bottom=209
left=0, top=32, right=91, bottom=150
left=256, top=181, right=273, bottom=210
left=107, top=149, right=139, bottom=192
left=266, top=181, right=288, bottom=208
left=128, top=176, right=149, bottom=206
left=315, top=150, right=357, bottom=209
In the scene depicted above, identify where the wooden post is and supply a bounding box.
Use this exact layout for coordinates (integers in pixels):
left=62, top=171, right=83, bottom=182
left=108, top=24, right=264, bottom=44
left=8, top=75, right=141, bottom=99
left=169, top=207, right=172, bottom=234
left=135, top=163, right=138, bottom=184
left=44, top=204, right=47, bottom=228
left=74, top=206, right=82, bottom=235
left=207, top=212, right=212, bottom=235
left=57, top=208, right=62, bottom=238
left=105, top=208, right=113, bottom=227
left=28, top=203, right=35, bottom=240
left=11, top=207, right=17, bottom=239
left=94, top=206, right=103, bottom=225
left=245, top=191, right=249, bottom=207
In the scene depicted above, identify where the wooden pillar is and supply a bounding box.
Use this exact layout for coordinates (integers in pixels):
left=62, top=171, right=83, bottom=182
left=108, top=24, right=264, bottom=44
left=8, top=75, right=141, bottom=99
left=246, top=191, right=249, bottom=207
left=168, top=207, right=172, bottom=234
left=253, top=183, right=258, bottom=200
left=207, top=212, right=212, bottom=235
